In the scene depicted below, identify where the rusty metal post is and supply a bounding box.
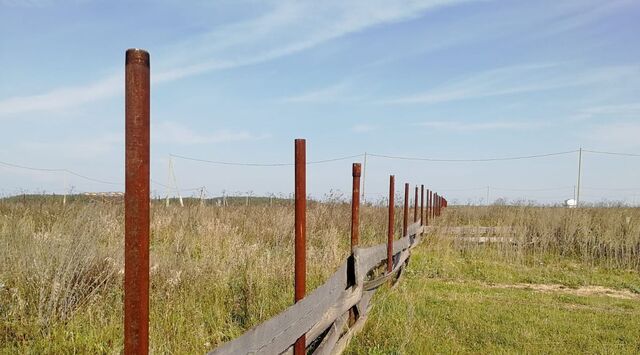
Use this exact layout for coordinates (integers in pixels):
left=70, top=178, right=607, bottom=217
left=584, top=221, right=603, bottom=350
left=430, top=190, right=433, bottom=220
left=420, top=185, right=424, bottom=226
left=125, top=48, right=150, bottom=355
left=425, top=189, right=430, bottom=225
left=387, top=175, right=395, bottom=273
left=414, top=186, right=419, bottom=223
left=294, top=139, right=306, bottom=355
left=403, top=183, right=409, bottom=237
left=350, top=163, right=361, bottom=252
left=434, top=193, right=438, bottom=217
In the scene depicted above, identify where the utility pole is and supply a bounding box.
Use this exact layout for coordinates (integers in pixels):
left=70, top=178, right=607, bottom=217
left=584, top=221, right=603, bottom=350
left=486, top=186, right=490, bottom=206
left=576, top=147, right=582, bottom=207
left=199, top=187, right=205, bottom=206
left=62, top=171, right=67, bottom=206
left=165, top=155, right=171, bottom=207
left=167, top=156, right=184, bottom=207
left=361, top=152, right=367, bottom=203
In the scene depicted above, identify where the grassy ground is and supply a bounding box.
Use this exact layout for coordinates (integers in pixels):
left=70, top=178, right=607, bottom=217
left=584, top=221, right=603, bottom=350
left=2, top=199, right=639, bottom=353
left=346, top=235, right=640, bottom=354
left=0, top=198, right=391, bottom=354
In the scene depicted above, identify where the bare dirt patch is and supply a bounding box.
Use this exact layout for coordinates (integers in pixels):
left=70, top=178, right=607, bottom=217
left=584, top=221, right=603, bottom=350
left=487, top=283, right=640, bottom=300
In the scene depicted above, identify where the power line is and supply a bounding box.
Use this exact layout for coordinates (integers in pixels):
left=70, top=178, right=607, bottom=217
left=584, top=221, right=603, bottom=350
left=583, top=149, right=640, bottom=157
left=0, top=159, right=122, bottom=185
left=170, top=153, right=364, bottom=166
left=582, top=186, right=640, bottom=191
left=367, top=150, right=578, bottom=162
left=0, top=160, right=65, bottom=172
left=490, top=186, right=573, bottom=192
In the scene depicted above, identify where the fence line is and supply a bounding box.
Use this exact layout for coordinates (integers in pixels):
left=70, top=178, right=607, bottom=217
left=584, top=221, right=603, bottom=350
left=118, top=49, right=448, bottom=354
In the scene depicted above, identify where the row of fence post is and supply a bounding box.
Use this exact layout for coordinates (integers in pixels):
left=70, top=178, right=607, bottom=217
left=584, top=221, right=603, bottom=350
left=122, top=48, right=447, bottom=354
left=290, top=140, right=446, bottom=354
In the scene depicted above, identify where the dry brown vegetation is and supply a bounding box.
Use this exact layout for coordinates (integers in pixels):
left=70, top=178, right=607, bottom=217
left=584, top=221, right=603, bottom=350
left=1, top=199, right=639, bottom=353
left=0, top=198, right=395, bottom=353
left=434, top=205, right=640, bottom=271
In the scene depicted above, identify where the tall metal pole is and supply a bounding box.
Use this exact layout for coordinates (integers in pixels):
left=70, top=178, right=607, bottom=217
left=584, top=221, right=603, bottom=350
left=576, top=147, right=582, bottom=207
left=425, top=189, right=430, bottom=225
left=62, top=171, right=67, bottom=206
left=387, top=175, right=395, bottom=273
left=429, top=190, right=433, bottom=220
left=350, top=163, right=361, bottom=252
left=124, top=48, right=150, bottom=355
left=414, top=186, right=419, bottom=222
left=420, top=185, right=424, bottom=226
left=486, top=186, right=490, bottom=206
left=403, top=183, right=409, bottom=237
left=294, top=139, right=306, bottom=355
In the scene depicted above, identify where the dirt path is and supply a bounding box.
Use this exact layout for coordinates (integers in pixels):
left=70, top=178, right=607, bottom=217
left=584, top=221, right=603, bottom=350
left=486, top=283, right=640, bottom=300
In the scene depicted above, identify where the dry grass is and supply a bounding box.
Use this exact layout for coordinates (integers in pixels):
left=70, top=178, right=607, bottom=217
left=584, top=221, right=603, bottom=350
left=432, top=205, right=640, bottom=271
left=1, top=199, right=638, bottom=353
left=0, top=198, right=396, bottom=353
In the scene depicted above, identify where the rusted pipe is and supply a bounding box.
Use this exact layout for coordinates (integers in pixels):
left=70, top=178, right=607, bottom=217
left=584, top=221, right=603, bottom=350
left=403, top=183, right=409, bottom=237
left=414, top=186, right=419, bottom=223
left=350, top=163, right=361, bottom=252
left=434, top=193, right=438, bottom=217
left=124, top=48, right=150, bottom=355
left=420, top=185, right=424, bottom=227
left=425, top=189, right=430, bottom=225
left=387, top=175, right=395, bottom=273
left=294, top=139, right=306, bottom=355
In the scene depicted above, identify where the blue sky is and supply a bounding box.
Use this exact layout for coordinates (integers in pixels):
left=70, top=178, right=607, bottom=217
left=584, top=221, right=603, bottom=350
left=1, top=0, right=639, bottom=204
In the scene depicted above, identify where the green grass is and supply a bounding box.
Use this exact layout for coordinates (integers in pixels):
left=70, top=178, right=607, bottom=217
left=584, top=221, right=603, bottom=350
left=3, top=200, right=639, bottom=353
left=346, top=239, right=640, bottom=354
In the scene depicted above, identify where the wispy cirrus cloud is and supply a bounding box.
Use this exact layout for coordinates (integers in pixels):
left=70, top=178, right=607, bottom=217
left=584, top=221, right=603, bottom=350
left=281, top=82, right=362, bottom=103
left=153, top=121, right=270, bottom=145
left=0, top=0, right=472, bottom=117
left=417, top=120, right=548, bottom=131
left=584, top=122, right=640, bottom=150
left=385, top=64, right=640, bottom=105
left=352, top=124, right=379, bottom=133
left=571, top=102, right=640, bottom=122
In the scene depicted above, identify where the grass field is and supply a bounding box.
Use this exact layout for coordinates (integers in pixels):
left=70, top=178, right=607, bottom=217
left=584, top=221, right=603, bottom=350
left=1, top=198, right=639, bottom=353
left=346, top=242, right=640, bottom=354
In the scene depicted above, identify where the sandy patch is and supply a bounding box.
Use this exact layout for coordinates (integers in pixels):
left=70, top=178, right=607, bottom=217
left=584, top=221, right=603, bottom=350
left=487, top=283, right=640, bottom=300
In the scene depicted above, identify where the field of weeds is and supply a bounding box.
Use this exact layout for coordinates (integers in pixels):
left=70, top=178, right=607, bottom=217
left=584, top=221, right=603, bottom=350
left=1, top=199, right=639, bottom=353
left=0, top=197, right=391, bottom=353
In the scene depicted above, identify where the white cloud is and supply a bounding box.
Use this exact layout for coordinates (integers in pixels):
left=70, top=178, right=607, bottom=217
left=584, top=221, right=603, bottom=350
left=571, top=103, right=640, bottom=122
left=153, top=121, right=270, bottom=145
left=584, top=122, right=640, bottom=150
left=417, top=120, right=547, bottom=131
left=0, top=0, right=470, bottom=117
left=18, top=132, right=123, bottom=160
left=352, top=124, right=379, bottom=133
left=281, top=82, right=361, bottom=103
left=0, top=74, right=121, bottom=117
left=385, top=64, right=640, bottom=105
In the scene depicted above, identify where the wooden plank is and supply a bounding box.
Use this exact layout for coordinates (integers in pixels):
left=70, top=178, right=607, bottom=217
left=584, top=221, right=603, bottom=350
left=305, top=286, right=361, bottom=344
left=362, top=250, right=410, bottom=291
left=406, top=222, right=421, bottom=237
left=330, top=306, right=371, bottom=355
left=356, top=236, right=412, bottom=278
left=312, top=312, right=349, bottom=355
left=423, top=225, right=513, bottom=236
left=210, top=226, right=424, bottom=355
left=209, top=261, right=350, bottom=355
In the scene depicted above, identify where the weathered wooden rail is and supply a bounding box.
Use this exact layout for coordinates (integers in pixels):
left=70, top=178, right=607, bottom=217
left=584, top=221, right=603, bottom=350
left=121, top=48, right=448, bottom=355
left=208, top=223, right=425, bottom=355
